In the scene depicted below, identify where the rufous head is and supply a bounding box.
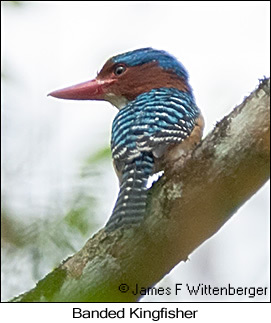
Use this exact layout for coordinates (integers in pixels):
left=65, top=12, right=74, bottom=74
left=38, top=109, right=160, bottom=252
left=48, top=47, right=191, bottom=109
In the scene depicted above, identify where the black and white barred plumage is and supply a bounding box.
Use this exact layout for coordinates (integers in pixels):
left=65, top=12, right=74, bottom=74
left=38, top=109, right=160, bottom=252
left=107, top=87, right=200, bottom=230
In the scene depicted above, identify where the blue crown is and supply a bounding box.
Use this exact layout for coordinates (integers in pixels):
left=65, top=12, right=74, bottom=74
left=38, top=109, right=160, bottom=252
left=112, top=47, right=189, bottom=80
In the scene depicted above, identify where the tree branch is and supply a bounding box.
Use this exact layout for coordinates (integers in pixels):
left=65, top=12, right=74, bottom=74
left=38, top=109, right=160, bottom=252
left=11, top=78, right=270, bottom=302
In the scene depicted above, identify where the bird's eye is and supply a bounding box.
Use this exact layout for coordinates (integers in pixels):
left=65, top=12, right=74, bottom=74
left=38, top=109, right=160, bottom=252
left=114, top=64, right=126, bottom=76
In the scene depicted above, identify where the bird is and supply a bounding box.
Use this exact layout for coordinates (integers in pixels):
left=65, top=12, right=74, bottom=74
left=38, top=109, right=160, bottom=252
left=48, top=47, right=204, bottom=231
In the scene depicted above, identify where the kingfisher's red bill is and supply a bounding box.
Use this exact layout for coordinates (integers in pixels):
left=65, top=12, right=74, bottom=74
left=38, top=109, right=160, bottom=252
left=48, top=78, right=114, bottom=101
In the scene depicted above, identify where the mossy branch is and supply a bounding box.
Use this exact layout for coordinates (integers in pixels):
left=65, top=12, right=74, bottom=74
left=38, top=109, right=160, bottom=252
left=11, top=78, right=270, bottom=302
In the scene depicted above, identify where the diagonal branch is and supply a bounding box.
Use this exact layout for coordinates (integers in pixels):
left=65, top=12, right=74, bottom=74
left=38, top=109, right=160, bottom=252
left=11, top=78, right=270, bottom=302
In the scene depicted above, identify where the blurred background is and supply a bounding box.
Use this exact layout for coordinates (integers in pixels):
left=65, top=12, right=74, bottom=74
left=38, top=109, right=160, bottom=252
left=1, top=1, right=270, bottom=302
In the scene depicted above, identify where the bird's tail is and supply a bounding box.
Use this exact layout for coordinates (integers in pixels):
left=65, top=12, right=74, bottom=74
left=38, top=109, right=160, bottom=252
left=105, top=154, right=154, bottom=230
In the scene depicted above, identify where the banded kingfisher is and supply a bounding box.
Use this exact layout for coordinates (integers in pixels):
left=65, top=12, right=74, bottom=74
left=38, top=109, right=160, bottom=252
left=49, top=48, right=204, bottom=230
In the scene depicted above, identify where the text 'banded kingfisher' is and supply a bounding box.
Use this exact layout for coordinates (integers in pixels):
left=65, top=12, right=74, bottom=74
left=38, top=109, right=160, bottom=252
left=49, top=48, right=204, bottom=230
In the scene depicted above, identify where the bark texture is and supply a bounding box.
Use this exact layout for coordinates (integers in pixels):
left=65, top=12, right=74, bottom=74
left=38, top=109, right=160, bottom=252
left=11, top=78, right=270, bottom=302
